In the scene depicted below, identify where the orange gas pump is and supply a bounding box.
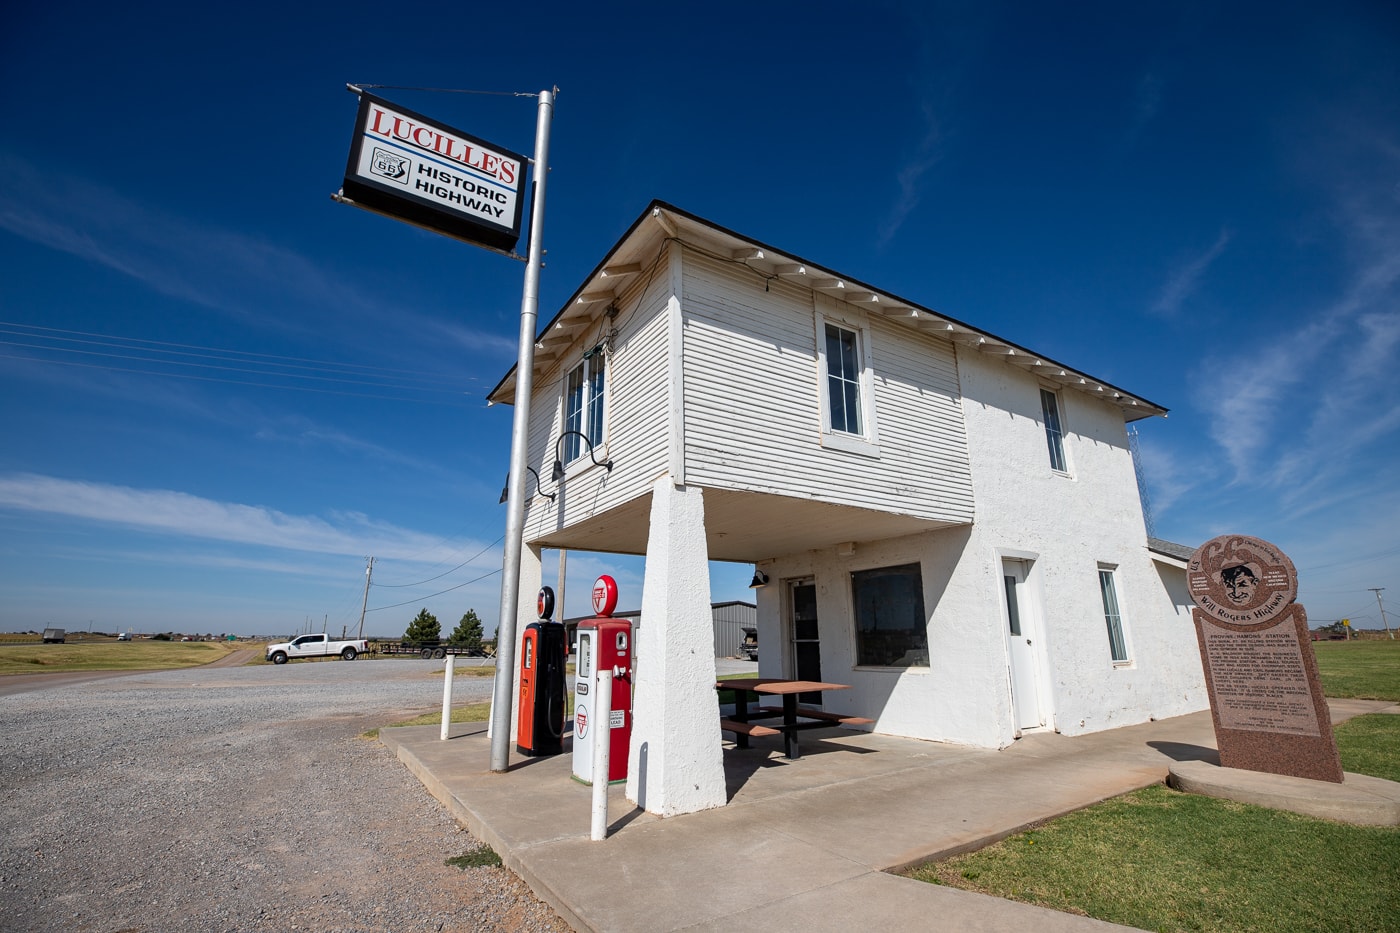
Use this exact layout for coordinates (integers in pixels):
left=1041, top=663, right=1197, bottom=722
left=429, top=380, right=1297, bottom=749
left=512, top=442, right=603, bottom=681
left=572, top=575, right=633, bottom=784
left=517, top=587, right=566, bottom=757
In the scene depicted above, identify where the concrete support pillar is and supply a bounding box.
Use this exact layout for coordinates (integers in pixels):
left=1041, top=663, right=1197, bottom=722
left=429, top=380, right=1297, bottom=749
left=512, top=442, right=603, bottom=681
left=626, top=476, right=727, bottom=815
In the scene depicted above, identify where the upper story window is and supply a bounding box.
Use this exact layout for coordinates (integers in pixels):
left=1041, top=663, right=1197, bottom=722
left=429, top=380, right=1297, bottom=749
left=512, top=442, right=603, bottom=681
left=1040, top=388, right=1067, bottom=472
left=825, top=323, right=863, bottom=435
left=564, top=354, right=606, bottom=464
left=815, top=310, right=879, bottom=456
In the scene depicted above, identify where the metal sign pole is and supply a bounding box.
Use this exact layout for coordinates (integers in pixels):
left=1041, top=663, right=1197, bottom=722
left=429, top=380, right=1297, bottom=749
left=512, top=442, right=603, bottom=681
left=489, top=88, right=555, bottom=772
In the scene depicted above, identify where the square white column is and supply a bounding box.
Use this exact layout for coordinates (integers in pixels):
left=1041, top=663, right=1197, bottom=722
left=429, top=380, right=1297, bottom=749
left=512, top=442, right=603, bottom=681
left=626, top=476, right=727, bottom=815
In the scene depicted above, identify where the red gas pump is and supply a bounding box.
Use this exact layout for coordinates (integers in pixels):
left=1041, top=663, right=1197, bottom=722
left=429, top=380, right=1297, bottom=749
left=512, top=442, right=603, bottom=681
left=572, top=575, right=633, bottom=784
left=517, top=587, right=566, bottom=757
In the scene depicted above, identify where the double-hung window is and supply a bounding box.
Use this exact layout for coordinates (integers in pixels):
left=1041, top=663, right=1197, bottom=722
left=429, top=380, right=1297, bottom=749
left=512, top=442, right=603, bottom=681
left=816, top=311, right=878, bottom=455
left=1099, top=565, right=1130, bottom=664
left=825, top=323, right=863, bottom=435
left=1040, top=388, right=1067, bottom=472
left=563, top=354, right=606, bottom=465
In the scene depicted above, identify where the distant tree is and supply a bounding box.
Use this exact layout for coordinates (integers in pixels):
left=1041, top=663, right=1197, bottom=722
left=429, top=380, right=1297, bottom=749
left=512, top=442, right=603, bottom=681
left=448, top=610, right=484, bottom=648
left=404, top=609, right=440, bottom=644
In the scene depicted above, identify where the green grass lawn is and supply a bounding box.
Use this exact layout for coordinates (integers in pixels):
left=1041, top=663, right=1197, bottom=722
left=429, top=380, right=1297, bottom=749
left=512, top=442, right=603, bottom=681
left=908, top=781, right=1399, bottom=933
left=1314, top=639, right=1400, bottom=701
left=907, top=641, right=1400, bottom=932
left=717, top=671, right=759, bottom=706
left=906, top=714, right=1400, bottom=932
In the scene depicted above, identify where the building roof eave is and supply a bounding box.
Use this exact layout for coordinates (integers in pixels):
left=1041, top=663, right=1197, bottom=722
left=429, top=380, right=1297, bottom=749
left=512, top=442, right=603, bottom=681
left=488, top=200, right=1170, bottom=422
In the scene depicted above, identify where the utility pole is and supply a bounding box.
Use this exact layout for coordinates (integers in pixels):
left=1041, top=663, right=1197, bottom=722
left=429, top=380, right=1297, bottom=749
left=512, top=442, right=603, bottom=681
left=1371, top=588, right=1393, bottom=640
left=358, top=557, right=374, bottom=640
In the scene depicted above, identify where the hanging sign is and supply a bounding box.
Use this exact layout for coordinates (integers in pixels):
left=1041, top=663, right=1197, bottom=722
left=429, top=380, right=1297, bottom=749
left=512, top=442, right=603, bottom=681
left=340, top=91, right=526, bottom=253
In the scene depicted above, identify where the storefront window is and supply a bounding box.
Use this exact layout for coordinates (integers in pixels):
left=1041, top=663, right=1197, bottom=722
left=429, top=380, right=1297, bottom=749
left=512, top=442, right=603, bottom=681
left=852, top=563, right=928, bottom=667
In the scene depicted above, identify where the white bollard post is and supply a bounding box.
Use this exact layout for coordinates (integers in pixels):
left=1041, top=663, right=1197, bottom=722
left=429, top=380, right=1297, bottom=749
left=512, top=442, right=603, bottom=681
left=440, top=655, right=455, bottom=741
left=590, top=668, right=613, bottom=840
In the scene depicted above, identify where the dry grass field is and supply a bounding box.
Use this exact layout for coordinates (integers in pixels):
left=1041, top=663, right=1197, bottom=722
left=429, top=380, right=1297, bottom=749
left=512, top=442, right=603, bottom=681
left=0, top=638, right=239, bottom=675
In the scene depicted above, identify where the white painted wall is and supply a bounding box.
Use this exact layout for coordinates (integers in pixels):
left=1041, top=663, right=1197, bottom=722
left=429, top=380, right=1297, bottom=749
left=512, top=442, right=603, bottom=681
left=756, top=344, right=1206, bottom=749
left=681, top=253, right=974, bottom=525
left=520, top=250, right=676, bottom=540
left=955, top=348, right=1206, bottom=740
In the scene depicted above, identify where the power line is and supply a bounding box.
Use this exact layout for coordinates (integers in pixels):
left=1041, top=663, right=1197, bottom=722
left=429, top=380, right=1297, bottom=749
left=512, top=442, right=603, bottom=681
left=0, top=352, right=471, bottom=405
left=366, top=567, right=502, bottom=612
left=0, top=321, right=439, bottom=379
left=351, top=83, right=542, bottom=98
left=373, top=536, right=504, bottom=588
left=0, top=320, right=476, bottom=403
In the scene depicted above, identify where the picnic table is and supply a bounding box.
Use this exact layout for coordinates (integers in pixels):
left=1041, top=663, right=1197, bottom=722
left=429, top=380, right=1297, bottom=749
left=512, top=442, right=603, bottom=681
left=715, top=678, right=873, bottom=760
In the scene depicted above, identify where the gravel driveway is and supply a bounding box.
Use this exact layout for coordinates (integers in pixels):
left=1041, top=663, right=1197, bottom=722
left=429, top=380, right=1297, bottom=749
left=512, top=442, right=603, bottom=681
left=0, top=659, right=569, bottom=932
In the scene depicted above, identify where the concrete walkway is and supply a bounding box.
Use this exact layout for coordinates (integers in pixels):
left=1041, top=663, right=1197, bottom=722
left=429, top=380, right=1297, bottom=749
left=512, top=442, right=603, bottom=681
left=381, top=698, right=1397, bottom=932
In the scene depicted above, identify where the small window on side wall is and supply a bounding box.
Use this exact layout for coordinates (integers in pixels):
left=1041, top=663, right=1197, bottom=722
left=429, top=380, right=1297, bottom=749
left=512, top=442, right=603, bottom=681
left=1040, top=388, right=1067, bottom=472
left=1099, top=566, right=1130, bottom=664
left=852, top=563, right=928, bottom=668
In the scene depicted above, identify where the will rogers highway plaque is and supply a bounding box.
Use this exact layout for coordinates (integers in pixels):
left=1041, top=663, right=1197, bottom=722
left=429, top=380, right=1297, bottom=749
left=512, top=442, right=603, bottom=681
left=1188, top=534, right=1342, bottom=782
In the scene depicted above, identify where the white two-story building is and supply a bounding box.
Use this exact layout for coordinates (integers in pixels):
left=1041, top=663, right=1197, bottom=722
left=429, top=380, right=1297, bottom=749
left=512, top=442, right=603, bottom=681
left=489, top=201, right=1206, bottom=817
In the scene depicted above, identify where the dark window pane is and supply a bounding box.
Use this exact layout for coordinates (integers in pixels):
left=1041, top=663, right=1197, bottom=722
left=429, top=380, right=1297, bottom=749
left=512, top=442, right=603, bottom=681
left=792, top=583, right=818, bottom=641
left=1100, top=569, right=1127, bottom=662
left=852, top=563, right=928, bottom=667
left=565, top=365, right=585, bottom=461
left=586, top=357, right=605, bottom=446
left=1004, top=575, right=1021, bottom=636
left=1040, top=388, right=1066, bottom=472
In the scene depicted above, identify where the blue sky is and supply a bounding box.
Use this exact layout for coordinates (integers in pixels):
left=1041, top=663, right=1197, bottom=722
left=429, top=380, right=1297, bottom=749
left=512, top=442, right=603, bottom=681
left=2, top=2, right=1397, bottom=638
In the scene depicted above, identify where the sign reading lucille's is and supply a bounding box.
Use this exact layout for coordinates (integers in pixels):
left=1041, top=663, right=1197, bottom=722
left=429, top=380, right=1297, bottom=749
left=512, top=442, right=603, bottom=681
left=340, top=92, right=526, bottom=253
left=1188, top=534, right=1343, bottom=783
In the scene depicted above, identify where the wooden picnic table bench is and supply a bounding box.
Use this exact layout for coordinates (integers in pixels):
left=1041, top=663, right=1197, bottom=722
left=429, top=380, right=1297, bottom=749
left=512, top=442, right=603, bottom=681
left=716, top=678, right=869, bottom=759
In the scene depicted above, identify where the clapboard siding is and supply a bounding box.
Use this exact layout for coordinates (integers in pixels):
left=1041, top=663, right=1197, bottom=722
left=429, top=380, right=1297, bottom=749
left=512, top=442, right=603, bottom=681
left=680, top=253, right=974, bottom=523
left=521, top=264, right=673, bottom=537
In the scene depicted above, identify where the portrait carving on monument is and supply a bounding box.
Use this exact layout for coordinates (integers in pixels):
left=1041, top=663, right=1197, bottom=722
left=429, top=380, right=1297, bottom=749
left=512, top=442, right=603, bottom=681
left=1188, top=535, right=1297, bottom=627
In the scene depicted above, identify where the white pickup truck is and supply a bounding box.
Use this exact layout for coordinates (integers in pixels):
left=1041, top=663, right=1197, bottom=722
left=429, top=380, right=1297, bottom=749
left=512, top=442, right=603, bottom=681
left=265, top=634, right=367, bottom=664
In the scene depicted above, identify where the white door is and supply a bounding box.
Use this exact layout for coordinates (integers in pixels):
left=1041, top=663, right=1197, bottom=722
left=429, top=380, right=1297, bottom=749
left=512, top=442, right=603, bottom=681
left=1002, top=560, right=1044, bottom=733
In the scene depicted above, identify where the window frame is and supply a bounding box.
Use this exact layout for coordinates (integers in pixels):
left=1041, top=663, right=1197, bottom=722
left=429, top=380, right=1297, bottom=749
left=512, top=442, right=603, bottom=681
left=815, top=310, right=879, bottom=457
left=1039, top=387, right=1068, bottom=474
left=1098, top=564, right=1132, bottom=666
left=850, top=562, right=929, bottom=669
left=562, top=352, right=607, bottom=469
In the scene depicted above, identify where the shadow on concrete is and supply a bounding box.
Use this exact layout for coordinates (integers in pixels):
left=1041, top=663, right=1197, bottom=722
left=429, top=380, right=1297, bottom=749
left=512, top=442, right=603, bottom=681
left=1147, top=740, right=1221, bottom=765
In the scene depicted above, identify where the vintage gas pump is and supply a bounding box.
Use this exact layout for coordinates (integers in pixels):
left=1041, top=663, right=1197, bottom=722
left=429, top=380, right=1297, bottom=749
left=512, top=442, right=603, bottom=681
left=572, top=575, right=633, bottom=784
left=516, top=586, right=567, bottom=757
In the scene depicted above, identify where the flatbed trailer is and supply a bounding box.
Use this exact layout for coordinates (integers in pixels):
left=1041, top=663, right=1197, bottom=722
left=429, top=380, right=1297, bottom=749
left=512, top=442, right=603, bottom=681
left=374, top=642, right=494, bottom=660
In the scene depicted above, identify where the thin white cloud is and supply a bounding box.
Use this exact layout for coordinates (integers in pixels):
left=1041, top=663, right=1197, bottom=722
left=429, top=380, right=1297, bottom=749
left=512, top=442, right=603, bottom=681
left=0, top=473, right=492, bottom=564
left=877, top=101, right=945, bottom=247
left=1195, top=188, right=1400, bottom=494
left=1150, top=228, right=1231, bottom=318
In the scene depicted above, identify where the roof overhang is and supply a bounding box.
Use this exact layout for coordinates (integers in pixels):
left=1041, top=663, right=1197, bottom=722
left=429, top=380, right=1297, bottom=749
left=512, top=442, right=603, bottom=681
left=1147, top=536, right=1197, bottom=570
left=488, top=200, right=1169, bottom=422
